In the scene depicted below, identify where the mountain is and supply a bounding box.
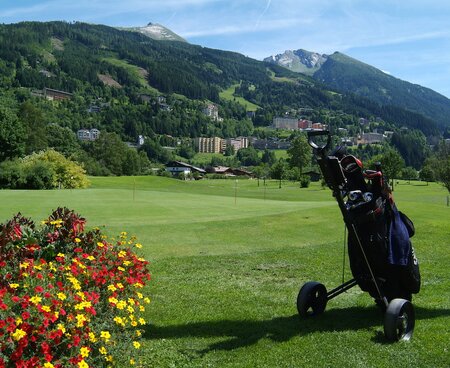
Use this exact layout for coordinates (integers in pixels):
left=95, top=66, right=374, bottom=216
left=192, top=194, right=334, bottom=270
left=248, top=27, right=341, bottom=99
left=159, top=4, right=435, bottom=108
left=265, top=49, right=450, bottom=129
left=264, top=49, right=327, bottom=76
left=121, top=22, right=186, bottom=42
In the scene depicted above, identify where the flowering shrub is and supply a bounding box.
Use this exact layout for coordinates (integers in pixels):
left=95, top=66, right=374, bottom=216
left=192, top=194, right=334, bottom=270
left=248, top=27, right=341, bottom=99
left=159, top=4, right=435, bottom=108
left=0, top=208, right=151, bottom=367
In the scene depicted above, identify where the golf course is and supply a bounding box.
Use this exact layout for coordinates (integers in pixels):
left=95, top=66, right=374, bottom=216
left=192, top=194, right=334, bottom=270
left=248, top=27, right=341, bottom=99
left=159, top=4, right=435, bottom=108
left=0, top=176, right=448, bottom=367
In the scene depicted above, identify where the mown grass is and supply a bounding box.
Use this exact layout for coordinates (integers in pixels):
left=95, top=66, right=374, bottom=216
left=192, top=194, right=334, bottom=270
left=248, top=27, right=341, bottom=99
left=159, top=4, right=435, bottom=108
left=0, top=178, right=448, bottom=367
left=219, top=84, right=260, bottom=111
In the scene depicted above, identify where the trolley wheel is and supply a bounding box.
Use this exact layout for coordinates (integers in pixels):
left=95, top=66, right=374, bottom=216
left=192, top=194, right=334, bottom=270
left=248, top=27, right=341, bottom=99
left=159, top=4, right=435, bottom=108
left=297, top=281, right=327, bottom=317
left=384, top=298, right=415, bottom=341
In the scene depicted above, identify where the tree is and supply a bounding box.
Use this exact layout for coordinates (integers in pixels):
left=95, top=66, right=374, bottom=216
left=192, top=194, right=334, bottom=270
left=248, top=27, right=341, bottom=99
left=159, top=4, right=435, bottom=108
left=19, top=101, right=48, bottom=154
left=270, top=159, right=288, bottom=188
left=287, top=135, right=310, bottom=175
left=401, top=167, right=418, bottom=181
left=0, top=106, right=26, bottom=161
left=261, top=149, right=276, bottom=166
left=224, top=144, right=235, bottom=157
left=236, top=147, right=260, bottom=166
left=419, top=165, right=435, bottom=184
left=434, top=141, right=450, bottom=193
left=368, top=148, right=405, bottom=190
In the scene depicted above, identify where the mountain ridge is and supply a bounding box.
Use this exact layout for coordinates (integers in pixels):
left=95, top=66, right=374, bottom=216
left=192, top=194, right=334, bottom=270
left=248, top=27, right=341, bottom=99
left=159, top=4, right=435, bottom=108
left=265, top=49, right=450, bottom=128
left=119, top=22, right=186, bottom=42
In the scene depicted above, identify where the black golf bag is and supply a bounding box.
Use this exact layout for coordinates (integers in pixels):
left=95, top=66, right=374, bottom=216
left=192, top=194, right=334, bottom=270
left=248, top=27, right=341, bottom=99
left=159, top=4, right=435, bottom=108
left=297, top=131, right=421, bottom=341
left=338, top=153, right=421, bottom=303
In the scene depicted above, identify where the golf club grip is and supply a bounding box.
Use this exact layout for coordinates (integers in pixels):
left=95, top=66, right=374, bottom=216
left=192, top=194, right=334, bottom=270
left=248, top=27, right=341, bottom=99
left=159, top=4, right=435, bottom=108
left=307, top=130, right=331, bottom=151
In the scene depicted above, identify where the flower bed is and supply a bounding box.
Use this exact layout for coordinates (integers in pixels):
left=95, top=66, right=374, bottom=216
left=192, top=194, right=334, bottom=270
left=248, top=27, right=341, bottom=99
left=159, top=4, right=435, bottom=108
left=0, top=208, right=151, bottom=367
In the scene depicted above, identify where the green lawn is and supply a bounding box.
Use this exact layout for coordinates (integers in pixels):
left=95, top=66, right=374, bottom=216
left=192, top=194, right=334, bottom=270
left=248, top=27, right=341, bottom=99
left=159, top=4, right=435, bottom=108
left=219, top=84, right=260, bottom=111
left=0, top=178, right=448, bottom=367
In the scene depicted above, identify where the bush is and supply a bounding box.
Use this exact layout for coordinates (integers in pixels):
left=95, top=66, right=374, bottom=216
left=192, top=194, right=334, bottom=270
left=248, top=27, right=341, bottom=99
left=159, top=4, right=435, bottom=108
left=23, top=160, right=56, bottom=189
left=0, top=208, right=151, bottom=367
left=299, top=175, right=310, bottom=188
left=0, top=160, right=25, bottom=189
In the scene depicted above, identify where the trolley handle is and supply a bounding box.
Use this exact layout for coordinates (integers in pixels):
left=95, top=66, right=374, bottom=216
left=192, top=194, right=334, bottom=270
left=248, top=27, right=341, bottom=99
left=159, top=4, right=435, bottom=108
left=307, top=130, right=331, bottom=154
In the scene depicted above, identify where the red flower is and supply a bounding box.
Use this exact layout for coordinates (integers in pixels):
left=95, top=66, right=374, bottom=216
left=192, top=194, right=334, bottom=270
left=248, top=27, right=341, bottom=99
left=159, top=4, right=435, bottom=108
left=35, top=286, right=44, bottom=293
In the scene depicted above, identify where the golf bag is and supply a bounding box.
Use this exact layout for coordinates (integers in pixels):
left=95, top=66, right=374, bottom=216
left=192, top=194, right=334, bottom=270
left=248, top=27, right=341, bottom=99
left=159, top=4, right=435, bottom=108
left=338, top=153, right=421, bottom=303
left=298, top=131, right=421, bottom=341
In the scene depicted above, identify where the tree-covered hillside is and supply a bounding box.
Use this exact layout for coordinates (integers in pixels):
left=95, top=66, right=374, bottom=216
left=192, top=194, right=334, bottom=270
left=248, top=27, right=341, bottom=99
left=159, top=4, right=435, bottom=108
left=313, top=52, right=450, bottom=129
left=0, top=21, right=445, bottom=180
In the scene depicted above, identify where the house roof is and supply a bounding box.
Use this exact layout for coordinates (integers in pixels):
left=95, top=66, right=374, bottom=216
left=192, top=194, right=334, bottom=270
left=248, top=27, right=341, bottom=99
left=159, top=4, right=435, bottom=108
left=166, top=161, right=206, bottom=174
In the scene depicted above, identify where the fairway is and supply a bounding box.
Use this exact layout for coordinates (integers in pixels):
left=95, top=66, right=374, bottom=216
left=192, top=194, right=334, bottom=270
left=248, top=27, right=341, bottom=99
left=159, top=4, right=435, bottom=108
left=0, top=177, right=449, bottom=367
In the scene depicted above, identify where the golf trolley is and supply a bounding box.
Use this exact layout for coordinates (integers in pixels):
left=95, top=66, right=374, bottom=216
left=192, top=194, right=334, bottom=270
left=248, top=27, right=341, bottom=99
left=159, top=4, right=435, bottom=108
left=297, top=131, right=421, bottom=341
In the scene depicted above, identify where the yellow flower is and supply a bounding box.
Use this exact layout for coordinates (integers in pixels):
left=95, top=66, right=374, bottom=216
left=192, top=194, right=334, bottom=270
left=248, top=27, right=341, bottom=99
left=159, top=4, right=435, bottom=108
left=57, top=292, right=67, bottom=301
left=43, top=363, right=55, bottom=368
left=99, top=346, right=107, bottom=355
left=11, top=328, right=27, bottom=341
left=123, top=260, right=131, bottom=266
left=139, top=318, right=146, bottom=325
left=136, top=292, right=143, bottom=299
left=87, top=255, right=95, bottom=261
left=120, top=231, right=127, bottom=237
left=30, top=296, right=42, bottom=305
left=80, top=346, right=90, bottom=358
left=131, top=320, right=138, bottom=327
left=100, top=331, right=111, bottom=342
left=41, top=305, right=51, bottom=312
left=57, top=253, right=65, bottom=257
left=116, top=283, right=124, bottom=289
left=117, top=266, right=125, bottom=272
left=106, top=355, right=113, bottom=362
left=74, top=238, right=81, bottom=243
left=139, top=305, right=145, bottom=312
left=57, top=324, right=66, bottom=333
left=9, top=283, right=19, bottom=289
left=114, top=316, right=125, bottom=326
left=133, top=341, right=141, bottom=349
left=118, top=250, right=126, bottom=258
left=135, top=330, right=142, bottom=337
left=108, top=297, right=118, bottom=304
left=78, top=360, right=89, bottom=368
left=19, top=262, right=29, bottom=269
left=133, top=282, right=143, bottom=288
left=15, top=317, right=23, bottom=325
left=89, top=332, right=97, bottom=343
left=144, top=297, right=151, bottom=304
left=107, top=285, right=117, bottom=292
left=116, top=300, right=126, bottom=310
left=135, top=243, right=142, bottom=249
left=76, top=314, right=87, bottom=327
left=97, top=242, right=105, bottom=248
left=130, top=359, right=135, bottom=365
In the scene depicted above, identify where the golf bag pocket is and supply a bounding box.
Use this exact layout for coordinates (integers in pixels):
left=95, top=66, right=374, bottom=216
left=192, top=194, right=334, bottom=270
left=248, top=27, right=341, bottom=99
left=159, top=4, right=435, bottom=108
left=399, top=211, right=415, bottom=238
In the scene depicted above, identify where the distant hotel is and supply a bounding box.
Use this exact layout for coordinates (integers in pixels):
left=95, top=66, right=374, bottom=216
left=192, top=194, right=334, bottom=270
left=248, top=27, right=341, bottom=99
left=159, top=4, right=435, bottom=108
left=273, top=117, right=326, bottom=131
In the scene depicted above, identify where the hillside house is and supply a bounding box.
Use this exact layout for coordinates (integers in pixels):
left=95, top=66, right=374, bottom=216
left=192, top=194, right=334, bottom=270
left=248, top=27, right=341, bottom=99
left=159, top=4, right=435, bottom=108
left=77, top=128, right=100, bottom=141
left=165, top=161, right=206, bottom=177
left=44, top=88, right=73, bottom=101
left=203, top=103, right=220, bottom=121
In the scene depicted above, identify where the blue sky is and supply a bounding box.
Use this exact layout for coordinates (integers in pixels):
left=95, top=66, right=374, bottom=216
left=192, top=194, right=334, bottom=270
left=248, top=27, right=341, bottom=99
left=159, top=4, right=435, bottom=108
left=2, top=0, right=450, bottom=98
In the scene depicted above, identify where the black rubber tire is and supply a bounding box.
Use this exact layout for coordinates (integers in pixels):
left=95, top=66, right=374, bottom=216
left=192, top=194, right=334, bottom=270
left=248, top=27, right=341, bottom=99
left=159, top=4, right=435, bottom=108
left=384, top=298, right=415, bottom=341
left=297, top=281, right=327, bottom=317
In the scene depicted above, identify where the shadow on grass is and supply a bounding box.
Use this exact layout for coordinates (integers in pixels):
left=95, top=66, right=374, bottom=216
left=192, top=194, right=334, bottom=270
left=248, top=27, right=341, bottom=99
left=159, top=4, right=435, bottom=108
left=144, top=306, right=450, bottom=352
